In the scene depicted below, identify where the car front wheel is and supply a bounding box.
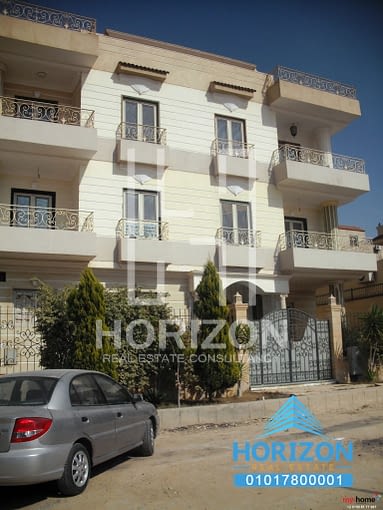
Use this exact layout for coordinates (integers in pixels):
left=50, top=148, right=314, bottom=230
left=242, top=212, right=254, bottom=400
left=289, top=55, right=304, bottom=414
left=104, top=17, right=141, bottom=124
left=57, top=443, right=91, bottom=496
left=137, top=419, right=154, bottom=457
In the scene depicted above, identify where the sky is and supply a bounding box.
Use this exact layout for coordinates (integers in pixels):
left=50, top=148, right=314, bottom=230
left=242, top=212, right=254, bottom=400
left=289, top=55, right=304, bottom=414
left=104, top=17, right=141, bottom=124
left=32, top=0, right=383, bottom=237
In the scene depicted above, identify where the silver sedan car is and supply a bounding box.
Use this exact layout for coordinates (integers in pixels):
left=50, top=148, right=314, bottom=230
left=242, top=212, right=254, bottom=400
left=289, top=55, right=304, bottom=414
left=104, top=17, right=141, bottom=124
left=0, top=369, right=159, bottom=496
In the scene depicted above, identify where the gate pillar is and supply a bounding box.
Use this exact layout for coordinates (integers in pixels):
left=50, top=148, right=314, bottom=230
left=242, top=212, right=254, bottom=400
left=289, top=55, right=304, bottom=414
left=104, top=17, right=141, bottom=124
left=316, top=295, right=350, bottom=383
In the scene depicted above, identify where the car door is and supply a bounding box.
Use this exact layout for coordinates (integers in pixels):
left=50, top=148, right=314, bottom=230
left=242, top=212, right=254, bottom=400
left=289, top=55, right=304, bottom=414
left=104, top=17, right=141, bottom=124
left=69, top=374, right=117, bottom=464
left=93, top=374, right=145, bottom=453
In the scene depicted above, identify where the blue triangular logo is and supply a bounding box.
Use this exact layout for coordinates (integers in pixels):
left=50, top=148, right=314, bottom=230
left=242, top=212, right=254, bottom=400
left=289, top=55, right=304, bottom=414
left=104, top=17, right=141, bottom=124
left=258, top=395, right=325, bottom=438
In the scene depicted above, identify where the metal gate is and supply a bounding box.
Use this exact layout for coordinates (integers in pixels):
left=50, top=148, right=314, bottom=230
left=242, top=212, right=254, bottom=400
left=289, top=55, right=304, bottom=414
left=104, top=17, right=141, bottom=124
left=249, top=308, right=332, bottom=386
left=0, top=307, right=42, bottom=375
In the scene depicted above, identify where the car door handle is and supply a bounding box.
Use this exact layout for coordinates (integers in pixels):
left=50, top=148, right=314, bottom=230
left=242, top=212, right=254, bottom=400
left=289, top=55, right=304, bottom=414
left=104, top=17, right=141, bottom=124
left=81, top=416, right=89, bottom=423
left=116, top=412, right=123, bottom=418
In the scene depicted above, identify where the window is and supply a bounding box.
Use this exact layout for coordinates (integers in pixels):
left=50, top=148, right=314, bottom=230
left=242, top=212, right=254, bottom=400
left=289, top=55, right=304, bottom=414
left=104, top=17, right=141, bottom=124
left=349, top=235, right=359, bottom=248
left=215, top=116, right=246, bottom=157
left=123, top=98, right=159, bottom=143
left=11, top=189, right=55, bottom=229
left=15, top=96, right=58, bottom=122
left=0, top=377, right=57, bottom=406
left=221, top=201, right=252, bottom=245
left=70, top=375, right=106, bottom=406
left=284, top=217, right=308, bottom=248
left=124, top=190, right=159, bottom=238
left=93, top=374, right=130, bottom=405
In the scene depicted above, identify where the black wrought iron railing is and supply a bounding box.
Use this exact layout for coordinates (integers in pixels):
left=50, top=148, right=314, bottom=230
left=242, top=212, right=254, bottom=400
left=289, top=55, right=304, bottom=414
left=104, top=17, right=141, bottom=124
left=273, top=144, right=365, bottom=174
left=117, top=122, right=166, bottom=145
left=116, top=218, right=169, bottom=240
left=0, top=96, right=95, bottom=127
left=0, top=0, right=96, bottom=32
left=0, top=204, right=94, bottom=231
left=272, top=65, right=357, bottom=99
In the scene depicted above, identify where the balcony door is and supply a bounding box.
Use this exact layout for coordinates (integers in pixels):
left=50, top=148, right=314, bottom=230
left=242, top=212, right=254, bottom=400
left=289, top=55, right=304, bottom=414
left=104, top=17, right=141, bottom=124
left=15, top=96, right=58, bottom=122
left=12, top=190, right=55, bottom=229
left=124, top=190, right=159, bottom=238
left=221, top=201, right=251, bottom=245
left=284, top=217, right=307, bottom=248
left=216, top=116, right=246, bottom=157
left=123, top=99, right=158, bottom=143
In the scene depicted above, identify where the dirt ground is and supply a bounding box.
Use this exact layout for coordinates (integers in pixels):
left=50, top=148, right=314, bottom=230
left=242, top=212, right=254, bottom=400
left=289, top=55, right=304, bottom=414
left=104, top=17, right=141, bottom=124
left=2, top=399, right=382, bottom=510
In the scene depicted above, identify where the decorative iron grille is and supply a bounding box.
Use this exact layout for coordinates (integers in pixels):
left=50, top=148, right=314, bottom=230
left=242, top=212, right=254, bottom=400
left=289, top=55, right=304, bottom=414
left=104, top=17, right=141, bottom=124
left=249, top=308, right=332, bottom=386
left=273, top=144, right=365, bottom=174
left=116, top=218, right=169, bottom=240
left=216, top=227, right=261, bottom=247
left=0, top=96, right=95, bottom=127
left=117, top=122, right=166, bottom=145
left=278, top=230, right=374, bottom=253
left=272, top=65, right=357, bottom=99
left=0, top=204, right=94, bottom=231
left=1, top=0, right=96, bottom=32
left=0, top=307, right=42, bottom=374
left=212, top=138, right=254, bottom=159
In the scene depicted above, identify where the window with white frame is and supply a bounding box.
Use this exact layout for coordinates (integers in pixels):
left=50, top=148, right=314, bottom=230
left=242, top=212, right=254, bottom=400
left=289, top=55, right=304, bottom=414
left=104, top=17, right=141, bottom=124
left=221, top=200, right=252, bottom=245
left=123, top=98, right=159, bottom=143
left=124, top=190, right=159, bottom=238
left=215, top=116, right=247, bottom=157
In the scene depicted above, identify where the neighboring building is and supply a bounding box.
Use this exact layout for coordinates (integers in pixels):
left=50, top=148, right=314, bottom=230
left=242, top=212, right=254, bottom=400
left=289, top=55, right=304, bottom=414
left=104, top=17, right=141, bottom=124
left=0, top=3, right=377, bottom=379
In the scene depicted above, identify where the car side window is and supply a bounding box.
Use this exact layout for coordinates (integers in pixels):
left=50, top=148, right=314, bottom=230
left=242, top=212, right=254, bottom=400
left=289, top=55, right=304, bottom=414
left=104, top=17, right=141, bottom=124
left=70, top=375, right=106, bottom=406
left=93, top=374, right=131, bottom=405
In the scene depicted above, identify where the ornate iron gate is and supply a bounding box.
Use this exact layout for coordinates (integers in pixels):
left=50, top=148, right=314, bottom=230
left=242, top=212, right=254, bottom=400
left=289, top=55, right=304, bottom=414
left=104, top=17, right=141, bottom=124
left=249, top=308, right=332, bottom=386
left=0, top=307, right=42, bottom=375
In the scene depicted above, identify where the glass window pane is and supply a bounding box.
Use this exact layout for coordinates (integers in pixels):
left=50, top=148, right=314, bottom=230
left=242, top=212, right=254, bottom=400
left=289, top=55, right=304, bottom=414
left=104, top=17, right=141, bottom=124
left=143, top=194, right=157, bottom=221
left=217, top=118, right=228, bottom=140
left=221, top=202, right=233, bottom=228
left=35, top=197, right=50, bottom=208
left=231, top=121, right=244, bottom=143
left=14, top=195, right=30, bottom=227
left=142, top=104, right=155, bottom=127
left=125, top=101, right=137, bottom=124
left=237, top=204, right=249, bottom=229
left=16, top=195, right=30, bottom=207
left=125, top=192, right=138, bottom=219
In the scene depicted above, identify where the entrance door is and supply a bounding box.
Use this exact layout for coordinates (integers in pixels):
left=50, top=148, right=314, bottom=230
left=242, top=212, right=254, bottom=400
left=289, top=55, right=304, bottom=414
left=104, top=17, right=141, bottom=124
left=249, top=308, right=332, bottom=386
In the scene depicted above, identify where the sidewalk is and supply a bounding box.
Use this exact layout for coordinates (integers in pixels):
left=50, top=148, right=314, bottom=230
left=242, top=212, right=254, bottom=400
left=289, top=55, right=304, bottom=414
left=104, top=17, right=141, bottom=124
left=158, top=382, right=383, bottom=429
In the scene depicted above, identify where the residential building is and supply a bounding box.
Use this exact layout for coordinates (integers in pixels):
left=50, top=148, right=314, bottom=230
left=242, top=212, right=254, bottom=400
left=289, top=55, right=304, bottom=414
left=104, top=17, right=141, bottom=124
left=0, top=2, right=377, bottom=383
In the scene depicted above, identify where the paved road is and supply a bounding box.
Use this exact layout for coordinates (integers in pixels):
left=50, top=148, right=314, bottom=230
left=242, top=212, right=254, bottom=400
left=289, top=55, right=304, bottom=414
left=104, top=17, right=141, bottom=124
left=2, top=400, right=382, bottom=510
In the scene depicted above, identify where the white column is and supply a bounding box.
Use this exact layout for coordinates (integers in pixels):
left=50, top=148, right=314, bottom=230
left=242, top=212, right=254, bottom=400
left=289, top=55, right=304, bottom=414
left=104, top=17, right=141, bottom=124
left=315, top=127, right=332, bottom=167
left=280, top=294, right=288, bottom=309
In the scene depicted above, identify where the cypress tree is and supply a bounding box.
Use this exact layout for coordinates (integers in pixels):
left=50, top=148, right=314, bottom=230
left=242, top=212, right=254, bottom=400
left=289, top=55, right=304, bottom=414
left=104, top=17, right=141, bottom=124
left=194, top=261, right=240, bottom=400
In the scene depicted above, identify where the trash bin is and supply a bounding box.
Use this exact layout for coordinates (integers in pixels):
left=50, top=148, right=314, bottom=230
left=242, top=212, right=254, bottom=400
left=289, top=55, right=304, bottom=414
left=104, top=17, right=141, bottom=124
left=347, top=346, right=363, bottom=381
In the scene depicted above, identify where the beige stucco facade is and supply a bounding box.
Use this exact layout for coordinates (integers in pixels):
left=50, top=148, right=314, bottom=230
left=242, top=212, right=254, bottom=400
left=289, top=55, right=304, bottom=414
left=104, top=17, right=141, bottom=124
left=0, top=7, right=377, bottom=331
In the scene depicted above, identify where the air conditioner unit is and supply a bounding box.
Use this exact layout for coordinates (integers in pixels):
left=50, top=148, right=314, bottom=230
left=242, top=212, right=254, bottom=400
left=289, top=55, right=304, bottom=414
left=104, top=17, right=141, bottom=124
left=359, top=272, right=375, bottom=283
left=4, top=348, right=17, bottom=365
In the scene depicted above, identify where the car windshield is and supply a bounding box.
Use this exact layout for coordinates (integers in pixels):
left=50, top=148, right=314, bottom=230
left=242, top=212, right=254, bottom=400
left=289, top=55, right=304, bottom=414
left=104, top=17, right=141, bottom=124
left=0, top=377, right=57, bottom=406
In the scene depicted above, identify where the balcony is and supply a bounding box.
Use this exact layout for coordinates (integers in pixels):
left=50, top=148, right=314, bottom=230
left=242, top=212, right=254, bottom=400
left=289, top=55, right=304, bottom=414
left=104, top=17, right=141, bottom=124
left=0, top=204, right=97, bottom=261
left=215, top=228, right=274, bottom=270
left=0, top=1, right=98, bottom=68
left=267, top=66, right=361, bottom=128
left=212, top=139, right=256, bottom=178
left=116, top=219, right=215, bottom=266
left=116, top=122, right=168, bottom=167
left=278, top=230, right=377, bottom=279
left=0, top=97, right=97, bottom=160
left=272, top=144, right=370, bottom=205
left=1, top=0, right=96, bottom=31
